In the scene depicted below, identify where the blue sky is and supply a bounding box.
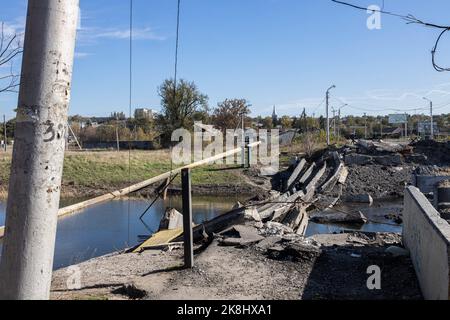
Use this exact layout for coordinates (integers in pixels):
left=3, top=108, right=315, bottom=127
left=1, top=0, right=450, bottom=120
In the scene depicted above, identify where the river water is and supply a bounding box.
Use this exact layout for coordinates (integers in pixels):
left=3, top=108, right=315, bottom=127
left=305, top=199, right=403, bottom=236
left=0, top=196, right=242, bottom=270
left=0, top=197, right=403, bottom=270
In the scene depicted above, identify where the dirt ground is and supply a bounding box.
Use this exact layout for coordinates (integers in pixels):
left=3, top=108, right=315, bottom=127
left=51, top=231, right=422, bottom=301
left=343, top=165, right=414, bottom=200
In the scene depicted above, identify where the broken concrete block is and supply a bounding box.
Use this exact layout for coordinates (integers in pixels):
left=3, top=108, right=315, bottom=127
left=374, top=154, right=403, bottom=166
left=255, top=236, right=283, bottom=251
left=159, top=208, right=183, bottom=231
left=344, top=194, right=374, bottom=205
left=244, top=208, right=262, bottom=222
left=310, top=210, right=367, bottom=224
left=338, top=166, right=349, bottom=185
left=385, top=246, right=410, bottom=257
left=267, top=242, right=321, bottom=262
left=218, top=225, right=265, bottom=247
left=232, top=201, right=244, bottom=210
left=406, top=154, right=428, bottom=164
left=344, top=154, right=373, bottom=166
left=262, top=222, right=294, bottom=236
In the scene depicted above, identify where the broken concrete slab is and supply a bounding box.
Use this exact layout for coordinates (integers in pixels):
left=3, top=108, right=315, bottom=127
left=310, top=210, right=367, bottom=225
left=406, top=154, right=428, bottom=164
left=319, top=152, right=346, bottom=193
left=299, top=163, right=316, bottom=185
left=244, top=208, right=262, bottom=222
left=267, top=242, right=321, bottom=262
left=255, top=236, right=283, bottom=251
left=344, top=194, right=374, bottom=205
left=159, top=208, right=184, bottom=231
left=232, top=201, right=244, bottom=210
left=374, top=154, right=403, bottom=166
left=218, top=225, right=265, bottom=247
left=260, top=222, right=295, bottom=237
left=345, top=154, right=373, bottom=166
left=286, top=159, right=307, bottom=191
left=357, top=140, right=411, bottom=154
left=385, top=246, right=410, bottom=257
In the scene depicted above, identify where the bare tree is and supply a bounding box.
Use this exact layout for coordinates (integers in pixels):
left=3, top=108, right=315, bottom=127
left=0, top=22, right=22, bottom=94
left=302, top=132, right=318, bottom=158
left=212, top=99, right=250, bottom=132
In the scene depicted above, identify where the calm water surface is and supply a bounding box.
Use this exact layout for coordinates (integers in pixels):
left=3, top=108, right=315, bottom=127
left=0, top=197, right=403, bottom=269
left=0, top=196, right=241, bottom=270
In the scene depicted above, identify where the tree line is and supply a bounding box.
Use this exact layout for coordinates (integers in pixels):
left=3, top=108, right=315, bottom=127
left=2, top=78, right=450, bottom=146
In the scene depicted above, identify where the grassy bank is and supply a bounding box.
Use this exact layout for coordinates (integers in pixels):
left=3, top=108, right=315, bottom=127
left=0, top=150, right=252, bottom=199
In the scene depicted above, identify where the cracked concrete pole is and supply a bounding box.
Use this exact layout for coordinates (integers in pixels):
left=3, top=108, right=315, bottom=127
left=0, top=0, right=79, bottom=300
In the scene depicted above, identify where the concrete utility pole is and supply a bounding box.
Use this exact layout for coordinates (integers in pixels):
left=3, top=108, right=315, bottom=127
left=337, top=103, right=347, bottom=142
left=116, top=116, right=120, bottom=152
left=241, top=111, right=245, bottom=167
left=404, top=113, right=408, bottom=140
left=326, top=85, right=336, bottom=146
left=0, top=0, right=79, bottom=300
left=332, top=108, right=337, bottom=138
left=364, top=113, right=368, bottom=139
left=3, top=115, right=6, bottom=152
left=423, top=97, right=433, bottom=139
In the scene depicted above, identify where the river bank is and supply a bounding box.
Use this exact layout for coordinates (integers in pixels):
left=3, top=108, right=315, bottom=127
left=0, top=150, right=271, bottom=200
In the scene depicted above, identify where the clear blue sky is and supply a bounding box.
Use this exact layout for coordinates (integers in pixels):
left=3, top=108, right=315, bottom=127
left=1, top=0, right=450, bottom=120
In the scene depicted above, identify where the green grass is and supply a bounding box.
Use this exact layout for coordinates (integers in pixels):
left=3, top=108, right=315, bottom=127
left=0, top=150, right=247, bottom=195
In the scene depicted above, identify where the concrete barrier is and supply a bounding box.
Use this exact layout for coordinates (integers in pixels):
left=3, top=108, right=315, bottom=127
left=413, top=174, right=450, bottom=194
left=403, top=186, right=450, bottom=300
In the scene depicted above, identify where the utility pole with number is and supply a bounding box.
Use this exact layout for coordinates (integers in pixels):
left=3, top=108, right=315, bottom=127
left=0, top=0, right=79, bottom=300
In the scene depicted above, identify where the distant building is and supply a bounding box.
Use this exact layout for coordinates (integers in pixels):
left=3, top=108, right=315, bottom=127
left=134, top=108, right=154, bottom=120
left=87, top=117, right=114, bottom=128
left=272, top=106, right=278, bottom=126
left=418, top=122, right=439, bottom=136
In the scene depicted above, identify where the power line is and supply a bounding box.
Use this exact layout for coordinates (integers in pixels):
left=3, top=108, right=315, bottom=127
left=332, top=0, right=450, bottom=72
left=331, top=97, right=438, bottom=113
left=310, top=97, right=326, bottom=116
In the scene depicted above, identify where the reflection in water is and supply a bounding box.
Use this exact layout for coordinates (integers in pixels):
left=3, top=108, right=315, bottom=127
left=0, top=197, right=403, bottom=270
left=0, top=196, right=241, bottom=270
left=305, top=200, right=403, bottom=237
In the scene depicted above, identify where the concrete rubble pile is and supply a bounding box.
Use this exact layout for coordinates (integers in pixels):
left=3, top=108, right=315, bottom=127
left=159, top=139, right=450, bottom=255
left=161, top=151, right=355, bottom=254
left=343, top=140, right=412, bottom=167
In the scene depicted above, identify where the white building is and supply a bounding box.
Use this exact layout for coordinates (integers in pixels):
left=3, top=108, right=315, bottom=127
left=134, top=108, right=154, bottom=120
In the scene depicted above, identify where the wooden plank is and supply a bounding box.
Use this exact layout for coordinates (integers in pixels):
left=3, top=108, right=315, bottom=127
left=58, top=142, right=262, bottom=218
left=0, top=142, right=262, bottom=239
left=132, top=228, right=184, bottom=253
